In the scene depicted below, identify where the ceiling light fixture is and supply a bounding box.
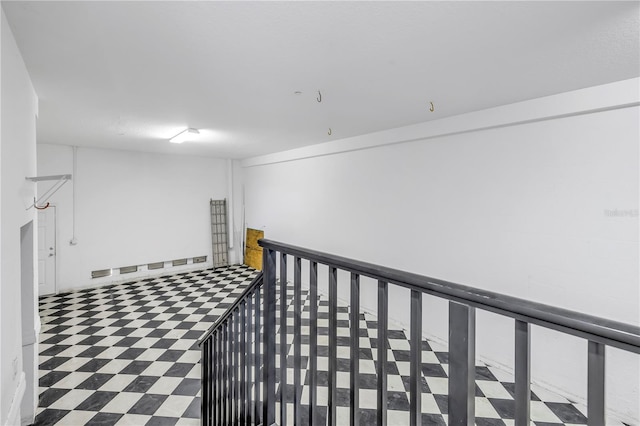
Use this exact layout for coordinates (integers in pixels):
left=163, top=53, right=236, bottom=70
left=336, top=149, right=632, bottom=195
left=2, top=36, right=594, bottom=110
left=169, top=128, right=200, bottom=144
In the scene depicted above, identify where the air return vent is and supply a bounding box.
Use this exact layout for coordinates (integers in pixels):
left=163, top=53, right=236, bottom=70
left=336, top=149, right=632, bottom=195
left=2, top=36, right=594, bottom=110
left=91, top=269, right=112, bottom=279
left=172, top=258, right=188, bottom=267
left=147, top=262, right=164, bottom=270
left=120, top=265, right=138, bottom=274
left=193, top=256, right=207, bottom=264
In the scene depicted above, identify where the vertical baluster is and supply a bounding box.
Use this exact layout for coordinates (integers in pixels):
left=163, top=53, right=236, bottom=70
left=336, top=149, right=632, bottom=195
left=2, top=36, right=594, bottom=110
left=377, top=280, right=388, bottom=426
left=222, top=322, right=228, bottom=424
left=218, top=327, right=224, bottom=425
left=350, top=273, right=360, bottom=426
left=263, top=248, right=277, bottom=426
left=210, top=334, right=216, bottom=426
left=448, top=301, right=476, bottom=426
left=588, top=341, right=605, bottom=426
left=514, top=320, right=530, bottom=426
left=309, top=261, right=318, bottom=425
left=234, top=308, right=240, bottom=424
left=410, top=290, right=422, bottom=426
left=293, top=257, right=302, bottom=425
left=328, top=266, right=338, bottom=426
left=240, top=301, right=247, bottom=425
left=201, top=338, right=209, bottom=424
left=247, top=293, right=253, bottom=425
left=228, top=320, right=233, bottom=425
left=253, top=282, right=264, bottom=426
left=280, top=253, right=288, bottom=426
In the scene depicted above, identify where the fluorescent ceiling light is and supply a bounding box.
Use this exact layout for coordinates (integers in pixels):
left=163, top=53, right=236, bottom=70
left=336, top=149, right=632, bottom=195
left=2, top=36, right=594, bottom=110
left=169, top=128, right=200, bottom=144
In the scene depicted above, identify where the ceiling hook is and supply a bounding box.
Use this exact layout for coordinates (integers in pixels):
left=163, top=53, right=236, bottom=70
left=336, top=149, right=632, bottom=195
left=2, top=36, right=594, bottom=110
left=429, top=101, right=435, bottom=112
left=328, top=128, right=332, bottom=136
left=317, top=90, right=322, bottom=103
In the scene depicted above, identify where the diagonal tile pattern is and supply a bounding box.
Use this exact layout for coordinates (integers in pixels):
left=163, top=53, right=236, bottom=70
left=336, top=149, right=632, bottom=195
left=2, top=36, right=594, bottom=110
left=34, top=265, right=629, bottom=425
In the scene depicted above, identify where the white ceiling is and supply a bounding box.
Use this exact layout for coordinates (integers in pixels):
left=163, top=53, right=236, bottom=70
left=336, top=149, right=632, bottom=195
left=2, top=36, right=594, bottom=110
left=3, top=1, right=639, bottom=159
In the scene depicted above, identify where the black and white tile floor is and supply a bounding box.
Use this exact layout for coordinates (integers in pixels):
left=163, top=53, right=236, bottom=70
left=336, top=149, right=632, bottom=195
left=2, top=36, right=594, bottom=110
left=35, top=265, right=629, bottom=425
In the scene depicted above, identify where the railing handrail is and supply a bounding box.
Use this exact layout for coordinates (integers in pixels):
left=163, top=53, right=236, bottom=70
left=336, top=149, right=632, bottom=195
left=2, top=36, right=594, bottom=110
left=258, top=239, right=640, bottom=354
left=198, top=271, right=264, bottom=346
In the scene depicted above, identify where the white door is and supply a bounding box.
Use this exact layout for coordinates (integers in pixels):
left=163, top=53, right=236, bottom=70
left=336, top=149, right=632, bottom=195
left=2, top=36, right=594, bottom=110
left=38, top=207, right=56, bottom=295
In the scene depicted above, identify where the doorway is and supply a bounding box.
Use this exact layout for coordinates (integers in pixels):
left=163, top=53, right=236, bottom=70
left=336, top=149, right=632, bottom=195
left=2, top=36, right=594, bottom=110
left=37, top=206, right=56, bottom=296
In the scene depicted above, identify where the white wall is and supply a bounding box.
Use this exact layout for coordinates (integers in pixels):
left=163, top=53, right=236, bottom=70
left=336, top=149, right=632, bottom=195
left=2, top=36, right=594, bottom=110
left=37, top=144, right=241, bottom=292
left=242, top=79, right=639, bottom=422
left=1, top=9, right=39, bottom=425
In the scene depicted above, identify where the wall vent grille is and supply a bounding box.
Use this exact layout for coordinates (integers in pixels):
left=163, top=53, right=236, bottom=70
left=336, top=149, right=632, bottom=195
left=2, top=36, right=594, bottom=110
left=91, top=256, right=208, bottom=278
left=91, top=269, right=112, bottom=279
left=148, top=262, right=164, bottom=270
left=120, top=265, right=138, bottom=274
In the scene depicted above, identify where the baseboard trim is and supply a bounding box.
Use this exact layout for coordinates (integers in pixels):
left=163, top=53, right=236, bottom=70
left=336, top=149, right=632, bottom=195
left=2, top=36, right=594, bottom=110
left=5, top=372, right=26, bottom=426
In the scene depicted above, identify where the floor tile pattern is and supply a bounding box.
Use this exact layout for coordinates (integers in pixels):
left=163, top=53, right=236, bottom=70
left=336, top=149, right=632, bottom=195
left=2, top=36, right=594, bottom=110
left=35, top=265, right=257, bottom=426
left=34, top=265, right=629, bottom=425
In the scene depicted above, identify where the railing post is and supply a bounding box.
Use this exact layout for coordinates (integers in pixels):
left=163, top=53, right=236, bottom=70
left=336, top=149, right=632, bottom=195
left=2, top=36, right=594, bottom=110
left=328, top=266, right=338, bottom=426
left=588, top=341, right=605, bottom=426
left=309, top=261, right=318, bottom=425
left=254, top=288, right=261, bottom=425
left=263, top=247, right=277, bottom=426
left=349, top=273, right=360, bottom=426
left=410, top=290, right=422, bottom=426
left=377, top=280, right=388, bottom=426
left=448, top=301, right=476, bottom=426
left=280, top=253, right=288, bottom=426
left=240, top=302, right=247, bottom=425
left=514, top=320, right=530, bottom=426
left=293, top=257, right=302, bottom=425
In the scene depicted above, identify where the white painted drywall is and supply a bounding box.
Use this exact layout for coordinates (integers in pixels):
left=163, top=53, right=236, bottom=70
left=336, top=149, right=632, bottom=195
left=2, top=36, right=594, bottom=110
left=1, top=9, right=39, bottom=425
left=242, top=80, right=639, bottom=422
left=36, top=144, right=233, bottom=292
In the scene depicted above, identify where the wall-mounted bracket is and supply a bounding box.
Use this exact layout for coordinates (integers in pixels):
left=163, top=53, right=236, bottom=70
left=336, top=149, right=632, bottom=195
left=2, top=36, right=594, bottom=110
left=25, top=174, right=72, bottom=210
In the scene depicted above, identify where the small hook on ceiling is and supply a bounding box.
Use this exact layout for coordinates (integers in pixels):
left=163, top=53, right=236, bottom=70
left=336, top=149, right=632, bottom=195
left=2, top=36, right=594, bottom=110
left=317, top=91, right=322, bottom=103
left=429, top=101, right=435, bottom=112
left=328, top=128, right=332, bottom=136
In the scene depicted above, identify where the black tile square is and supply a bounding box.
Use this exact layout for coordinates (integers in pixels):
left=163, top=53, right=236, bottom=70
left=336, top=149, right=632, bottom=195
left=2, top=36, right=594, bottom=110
left=75, top=391, right=119, bottom=411
left=86, top=412, right=123, bottom=426
left=40, top=371, right=70, bottom=387
left=38, top=388, right=70, bottom=408
left=145, top=417, right=178, bottom=426
left=120, top=360, right=152, bottom=375
left=78, top=358, right=111, bottom=372
left=77, top=373, right=115, bottom=390
left=40, top=357, right=71, bottom=370
left=32, top=408, right=70, bottom=426
left=77, top=346, right=109, bottom=358
left=152, top=339, right=178, bottom=349
left=172, top=378, right=200, bottom=396
left=545, top=402, right=588, bottom=423
left=128, top=394, right=168, bottom=415
left=182, top=397, right=201, bottom=418
left=123, top=376, right=160, bottom=393
left=116, top=348, right=147, bottom=360
left=490, top=398, right=515, bottom=419
left=157, top=350, right=186, bottom=363
left=164, top=363, right=194, bottom=378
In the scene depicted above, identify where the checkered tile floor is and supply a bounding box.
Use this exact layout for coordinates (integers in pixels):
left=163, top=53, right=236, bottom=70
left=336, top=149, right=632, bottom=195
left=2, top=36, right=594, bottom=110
left=273, top=288, right=627, bottom=426
left=35, top=265, right=628, bottom=425
left=35, top=265, right=257, bottom=426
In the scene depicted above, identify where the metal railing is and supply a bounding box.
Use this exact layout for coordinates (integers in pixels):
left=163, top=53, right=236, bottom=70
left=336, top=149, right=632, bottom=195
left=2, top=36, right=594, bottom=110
left=200, top=239, right=640, bottom=426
